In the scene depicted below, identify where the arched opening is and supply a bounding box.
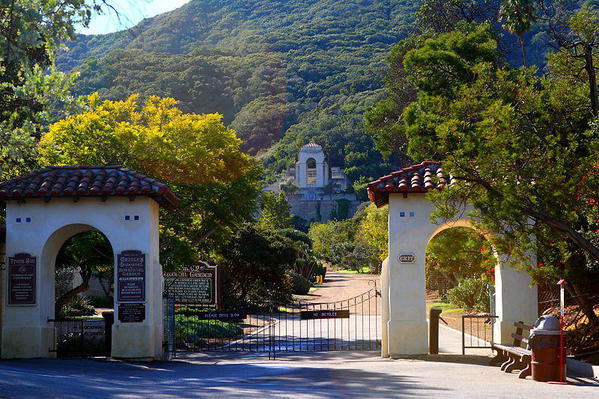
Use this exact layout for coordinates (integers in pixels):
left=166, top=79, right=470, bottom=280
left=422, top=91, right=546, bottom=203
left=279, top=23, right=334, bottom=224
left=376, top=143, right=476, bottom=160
left=306, top=157, right=317, bottom=185
left=55, top=231, right=114, bottom=318
left=425, top=222, right=497, bottom=353
left=42, top=224, right=115, bottom=357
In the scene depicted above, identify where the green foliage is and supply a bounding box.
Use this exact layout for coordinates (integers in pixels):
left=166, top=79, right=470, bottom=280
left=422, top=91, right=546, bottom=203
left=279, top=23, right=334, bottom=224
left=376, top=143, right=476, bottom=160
left=498, top=0, right=537, bottom=64
left=61, top=295, right=96, bottom=317
left=258, top=192, right=292, bottom=230
left=175, top=316, right=243, bottom=346
left=55, top=231, right=112, bottom=317
left=289, top=271, right=311, bottom=295
left=57, top=0, right=422, bottom=182
left=426, top=227, right=495, bottom=294
left=38, top=94, right=261, bottom=267
left=498, top=0, right=537, bottom=38
left=369, top=16, right=599, bottom=292
left=309, top=208, right=383, bottom=273
left=447, top=278, right=491, bottom=313
left=0, top=0, right=98, bottom=179
left=219, top=224, right=297, bottom=308
left=308, top=220, right=355, bottom=262
left=356, top=203, right=389, bottom=261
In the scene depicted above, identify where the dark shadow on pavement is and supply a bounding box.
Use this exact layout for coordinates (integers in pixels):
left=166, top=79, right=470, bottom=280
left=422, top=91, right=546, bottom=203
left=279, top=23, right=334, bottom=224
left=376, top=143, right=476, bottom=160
left=0, top=355, right=448, bottom=399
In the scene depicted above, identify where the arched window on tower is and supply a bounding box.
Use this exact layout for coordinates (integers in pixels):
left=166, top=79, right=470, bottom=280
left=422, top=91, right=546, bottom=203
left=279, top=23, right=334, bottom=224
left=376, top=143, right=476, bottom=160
left=306, top=158, right=317, bottom=185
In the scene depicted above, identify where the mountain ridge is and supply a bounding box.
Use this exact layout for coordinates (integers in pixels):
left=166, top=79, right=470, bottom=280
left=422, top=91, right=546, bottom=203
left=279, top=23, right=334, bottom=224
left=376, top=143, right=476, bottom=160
left=57, top=0, right=420, bottom=183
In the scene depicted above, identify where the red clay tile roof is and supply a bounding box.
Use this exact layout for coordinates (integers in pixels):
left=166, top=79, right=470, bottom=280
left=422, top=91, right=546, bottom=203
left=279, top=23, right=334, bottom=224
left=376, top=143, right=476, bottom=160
left=367, top=161, right=448, bottom=207
left=0, top=166, right=180, bottom=209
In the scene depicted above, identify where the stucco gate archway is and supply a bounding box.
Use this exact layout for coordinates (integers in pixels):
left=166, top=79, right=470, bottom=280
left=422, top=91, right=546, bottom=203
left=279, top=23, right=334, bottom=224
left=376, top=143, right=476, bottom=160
left=0, top=166, right=179, bottom=360
left=367, top=162, right=538, bottom=357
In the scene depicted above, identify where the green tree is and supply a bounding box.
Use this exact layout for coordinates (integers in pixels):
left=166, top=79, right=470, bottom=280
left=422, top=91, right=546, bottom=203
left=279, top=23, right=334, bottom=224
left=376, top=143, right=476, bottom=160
left=0, top=0, right=104, bottom=179
left=308, top=219, right=355, bottom=262
left=545, top=5, right=599, bottom=117
left=55, top=231, right=112, bottom=317
left=258, top=192, right=292, bottom=230
left=219, top=224, right=297, bottom=308
left=370, top=22, right=599, bottom=323
left=426, top=227, right=495, bottom=296
left=356, top=203, right=389, bottom=262
left=38, top=94, right=261, bottom=267
left=498, top=0, right=536, bottom=65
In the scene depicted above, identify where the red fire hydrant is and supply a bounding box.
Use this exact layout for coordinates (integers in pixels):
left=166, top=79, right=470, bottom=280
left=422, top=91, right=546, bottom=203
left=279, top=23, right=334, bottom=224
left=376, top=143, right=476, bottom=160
left=529, top=315, right=561, bottom=382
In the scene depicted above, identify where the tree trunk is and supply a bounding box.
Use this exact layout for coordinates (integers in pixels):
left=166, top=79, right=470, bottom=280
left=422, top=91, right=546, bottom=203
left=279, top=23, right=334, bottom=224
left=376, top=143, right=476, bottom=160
left=519, top=35, right=528, bottom=67
left=566, top=281, right=598, bottom=326
left=55, top=281, right=90, bottom=318
left=584, top=43, right=598, bottom=117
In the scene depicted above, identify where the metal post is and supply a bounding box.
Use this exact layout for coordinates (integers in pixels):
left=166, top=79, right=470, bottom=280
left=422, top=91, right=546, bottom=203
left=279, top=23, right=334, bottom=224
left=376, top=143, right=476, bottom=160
left=462, top=316, right=466, bottom=356
left=429, top=307, right=442, bottom=354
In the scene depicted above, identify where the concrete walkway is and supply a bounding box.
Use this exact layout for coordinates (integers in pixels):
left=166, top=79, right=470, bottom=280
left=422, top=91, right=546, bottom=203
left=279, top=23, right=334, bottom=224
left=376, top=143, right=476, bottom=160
left=438, top=322, right=493, bottom=356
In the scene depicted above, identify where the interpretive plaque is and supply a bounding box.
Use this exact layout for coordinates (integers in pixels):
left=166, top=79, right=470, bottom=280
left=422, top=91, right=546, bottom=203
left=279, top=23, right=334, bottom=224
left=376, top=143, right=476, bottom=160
left=118, top=303, right=146, bottom=323
left=117, top=250, right=145, bottom=302
left=8, top=253, right=36, bottom=305
left=300, top=310, right=350, bottom=320
left=164, top=262, right=218, bottom=306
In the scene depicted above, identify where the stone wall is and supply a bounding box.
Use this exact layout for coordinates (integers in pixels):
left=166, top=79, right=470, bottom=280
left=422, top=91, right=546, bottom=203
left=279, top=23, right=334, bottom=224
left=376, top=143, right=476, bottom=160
left=289, top=198, right=362, bottom=224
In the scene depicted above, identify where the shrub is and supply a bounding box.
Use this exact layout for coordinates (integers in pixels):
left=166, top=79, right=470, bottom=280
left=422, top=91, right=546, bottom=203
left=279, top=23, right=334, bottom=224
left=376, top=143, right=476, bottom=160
left=62, top=295, right=96, bottom=317
left=289, top=272, right=311, bottom=295
left=175, top=315, right=243, bottom=348
left=89, top=296, right=113, bottom=308
left=447, top=278, right=491, bottom=313
left=313, top=263, right=327, bottom=280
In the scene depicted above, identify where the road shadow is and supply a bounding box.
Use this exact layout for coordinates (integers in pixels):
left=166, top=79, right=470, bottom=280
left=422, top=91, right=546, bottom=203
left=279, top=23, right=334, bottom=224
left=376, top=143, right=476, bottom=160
left=0, top=355, right=449, bottom=398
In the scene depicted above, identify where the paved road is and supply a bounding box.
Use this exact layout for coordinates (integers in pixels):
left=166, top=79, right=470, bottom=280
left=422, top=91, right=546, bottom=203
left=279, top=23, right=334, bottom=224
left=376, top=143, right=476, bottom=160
left=1, top=352, right=597, bottom=398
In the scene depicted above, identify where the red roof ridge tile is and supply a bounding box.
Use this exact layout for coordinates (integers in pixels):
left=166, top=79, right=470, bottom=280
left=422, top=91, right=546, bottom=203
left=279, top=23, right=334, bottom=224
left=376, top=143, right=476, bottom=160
left=367, top=161, right=444, bottom=207
left=0, top=165, right=180, bottom=209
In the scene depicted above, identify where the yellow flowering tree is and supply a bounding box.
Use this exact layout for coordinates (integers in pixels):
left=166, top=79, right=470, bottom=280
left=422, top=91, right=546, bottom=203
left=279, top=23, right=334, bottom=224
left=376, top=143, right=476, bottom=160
left=38, top=94, right=262, bottom=268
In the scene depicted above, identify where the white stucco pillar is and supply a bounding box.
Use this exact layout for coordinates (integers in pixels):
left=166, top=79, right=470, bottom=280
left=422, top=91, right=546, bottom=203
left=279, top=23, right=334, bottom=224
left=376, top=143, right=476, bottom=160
left=494, top=253, right=538, bottom=343
left=387, top=194, right=434, bottom=356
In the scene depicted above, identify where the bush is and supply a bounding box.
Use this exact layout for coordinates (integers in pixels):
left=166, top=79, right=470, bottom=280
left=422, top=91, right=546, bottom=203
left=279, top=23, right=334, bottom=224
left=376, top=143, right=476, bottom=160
left=88, top=296, right=113, bottom=308
left=62, top=295, right=96, bottom=317
left=313, top=263, right=327, bottom=280
left=219, top=224, right=295, bottom=309
left=289, top=272, right=311, bottom=295
left=175, top=315, right=243, bottom=348
left=447, top=278, right=491, bottom=313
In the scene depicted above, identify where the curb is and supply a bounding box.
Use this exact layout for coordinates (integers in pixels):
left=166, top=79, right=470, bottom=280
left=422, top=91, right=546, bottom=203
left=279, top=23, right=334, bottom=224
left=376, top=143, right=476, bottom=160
left=567, top=357, right=599, bottom=380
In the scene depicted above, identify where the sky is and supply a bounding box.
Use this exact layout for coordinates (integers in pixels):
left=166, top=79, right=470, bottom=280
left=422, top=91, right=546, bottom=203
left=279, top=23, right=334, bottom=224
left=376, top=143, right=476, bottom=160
left=77, top=0, right=191, bottom=35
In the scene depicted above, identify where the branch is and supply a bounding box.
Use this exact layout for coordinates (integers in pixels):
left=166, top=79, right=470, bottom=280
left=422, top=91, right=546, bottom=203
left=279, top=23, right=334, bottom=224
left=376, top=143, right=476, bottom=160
left=454, top=174, right=599, bottom=262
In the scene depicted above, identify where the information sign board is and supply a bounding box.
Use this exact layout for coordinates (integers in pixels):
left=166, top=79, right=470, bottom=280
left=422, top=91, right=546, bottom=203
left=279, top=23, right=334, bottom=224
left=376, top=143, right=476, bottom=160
left=117, top=250, right=145, bottom=302
left=164, top=262, right=218, bottom=306
left=118, top=303, right=146, bottom=323
left=8, top=253, right=36, bottom=305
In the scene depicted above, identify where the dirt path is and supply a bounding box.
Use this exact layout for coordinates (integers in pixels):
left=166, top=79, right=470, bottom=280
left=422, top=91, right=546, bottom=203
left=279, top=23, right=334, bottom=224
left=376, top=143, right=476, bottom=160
left=304, top=272, right=380, bottom=303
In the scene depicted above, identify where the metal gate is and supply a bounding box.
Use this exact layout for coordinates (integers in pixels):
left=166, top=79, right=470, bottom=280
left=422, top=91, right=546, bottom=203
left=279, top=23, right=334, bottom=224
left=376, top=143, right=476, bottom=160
left=48, top=317, right=111, bottom=357
left=164, top=286, right=381, bottom=358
